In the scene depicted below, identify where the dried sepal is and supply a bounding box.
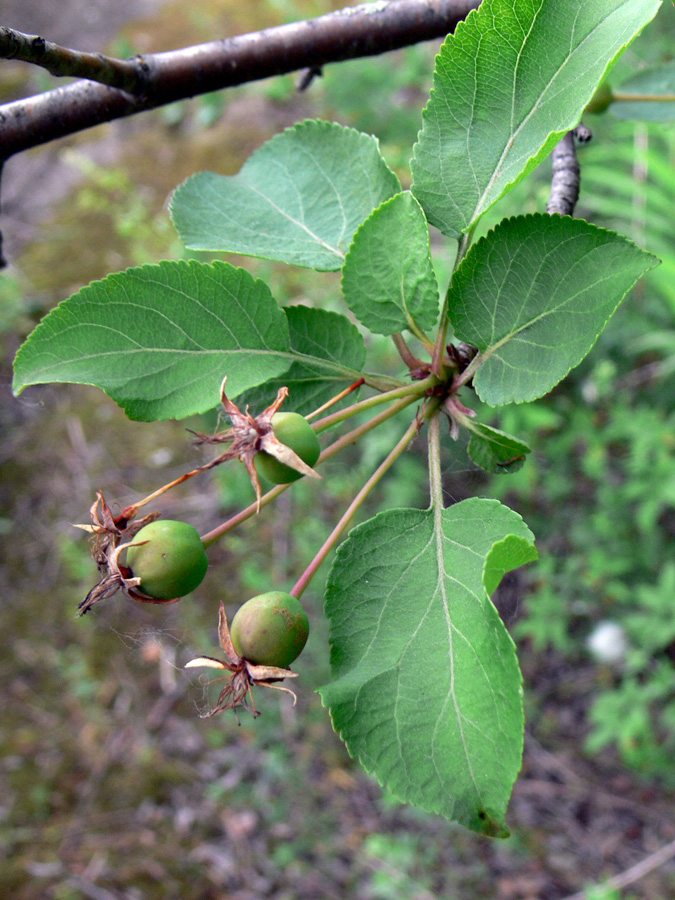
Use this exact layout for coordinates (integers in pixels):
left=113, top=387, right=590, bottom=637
left=443, top=394, right=477, bottom=441
left=190, top=378, right=319, bottom=511
left=218, top=600, right=239, bottom=663
left=258, top=431, right=320, bottom=480
left=75, top=492, right=169, bottom=615
left=184, top=656, right=228, bottom=670
left=185, top=602, right=299, bottom=720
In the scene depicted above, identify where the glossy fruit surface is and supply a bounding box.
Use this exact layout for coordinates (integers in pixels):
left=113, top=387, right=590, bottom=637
left=126, top=520, right=208, bottom=600
left=255, top=412, right=320, bottom=484
left=230, top=591, right=309, bottom=668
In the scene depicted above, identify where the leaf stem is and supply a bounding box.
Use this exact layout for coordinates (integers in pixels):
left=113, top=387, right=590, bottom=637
left=305, top=377, right=365, bottom=421
left=612, top=92, right=675, bottom=102
left=312, top=376, right=435, bottom=433
left=392, top=332, right=424, bottom=369
left=362, top=372, right=405, bottom=392
left=290, top=404, right=434, bottom=599
left=405, top=320, right=436, bottom=354
left=427, top=411, right=445, bottom=511
left=431, top=229, right=473, bottom=376
left=453, top=351, right=483, bottom=389
left=200, top=393, right=421, bottom=548
left=317, top=393, right=420, bottom=457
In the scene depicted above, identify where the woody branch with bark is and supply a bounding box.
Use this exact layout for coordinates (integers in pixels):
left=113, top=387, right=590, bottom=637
left=0, top=0, right=583, bottom=267
left=0, top=0, right=480, bottom=160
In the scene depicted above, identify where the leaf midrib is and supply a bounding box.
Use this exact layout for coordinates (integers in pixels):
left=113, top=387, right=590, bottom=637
left=474, top=2, right=630, bottom=225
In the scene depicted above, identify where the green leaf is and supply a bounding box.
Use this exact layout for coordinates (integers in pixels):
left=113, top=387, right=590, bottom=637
left=341, top=191, right=439, bottom=336
left=411, top=0, right=662, bottom=238
left=467, top=423, right=531, bottom=475
left=12, top=260, right=292, bottom=421
left=170, top=120, right=401, bottom=271
left=448, top=214, right=659, bottom=406
left=320, top=498, right=537, bottom=836
left=484, top=535, right=539, bottom=596
left=611, top=63, right=675, bottom=122
left=236, top=306, right=366, bottom=416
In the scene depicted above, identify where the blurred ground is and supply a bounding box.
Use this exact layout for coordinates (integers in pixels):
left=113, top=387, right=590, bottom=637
left=1, top=2, right=675, bottom=899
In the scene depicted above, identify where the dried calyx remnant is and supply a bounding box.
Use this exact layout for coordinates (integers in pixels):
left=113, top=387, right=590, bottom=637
left=74, top=494, right=208, bottom=614
left=74, top=492, right=166, bottom=615
left=190, top=377, right=320, bottom=509
left=185, top=602, right=301, bottom=720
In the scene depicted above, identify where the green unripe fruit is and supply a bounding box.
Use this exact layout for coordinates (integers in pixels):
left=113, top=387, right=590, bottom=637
left=230, top=591, right=309, bottom=668
left=584, top=81, right=614, bottom=115
left=255, top=412, right=320, bottom=485
left=126, top=520, right=208, bottom=600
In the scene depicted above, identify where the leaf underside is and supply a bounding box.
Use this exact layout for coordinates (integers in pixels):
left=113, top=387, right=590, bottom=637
left=320, top=498, right=537, bottom=836
left=170, top=120, right=401, bottom=271
left=468, top=423, right=531, bottom=474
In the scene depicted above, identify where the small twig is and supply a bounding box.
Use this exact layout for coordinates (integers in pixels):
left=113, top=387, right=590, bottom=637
left=0, top=0, right=480, bottom=162
left=305, top=377, right=366, bottom=421
left=546, top=128, right=590, bottom=217
left=546, top=131, right=579, bottom=216
left=296, top=65, right=323, bottom=91
left=0, top=0, right=480, bottom=267
left=290, top=407, right=427, bottom=598
left=0, top=26, right=149, bottom=93
left=560, top=836, right=675, bottom=900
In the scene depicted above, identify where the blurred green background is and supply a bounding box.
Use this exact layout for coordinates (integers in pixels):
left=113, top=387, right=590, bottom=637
left=1, top=2, right=674, bottom=898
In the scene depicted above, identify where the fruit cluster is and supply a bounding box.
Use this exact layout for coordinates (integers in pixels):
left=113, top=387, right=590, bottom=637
left=78, top=389, right=320, bottom=718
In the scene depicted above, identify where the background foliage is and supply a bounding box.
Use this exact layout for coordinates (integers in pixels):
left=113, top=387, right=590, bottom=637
left=1, top=0, right=674, bottom=897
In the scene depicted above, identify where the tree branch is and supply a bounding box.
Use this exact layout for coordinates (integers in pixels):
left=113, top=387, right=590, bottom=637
left=0, top=0, right=480, bottom=162
left=546, top=126, right=591, bottom=217
left=0, top=26, right=149, bottom=93
left=561, top=836, right=675, bottom=900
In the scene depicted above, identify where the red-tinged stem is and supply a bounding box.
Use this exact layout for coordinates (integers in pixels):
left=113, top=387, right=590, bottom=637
left=200, top=393, right=421, bottom=548
left=312, top=375, right=434, bottom=434
left=290, top=421, right=419, bottom=599
left=290, top=399, right=441, bottom=599
left=305, top=377, right=365, bottom=421
left=200, top=482, right=290, bottom=547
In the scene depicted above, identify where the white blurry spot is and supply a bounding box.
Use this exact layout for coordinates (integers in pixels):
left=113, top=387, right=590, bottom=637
left=587, top=620, right=628, bottom=664
left=581, top=379, right=599, bottom=405
left=150, top=447, right=173, bottom=466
